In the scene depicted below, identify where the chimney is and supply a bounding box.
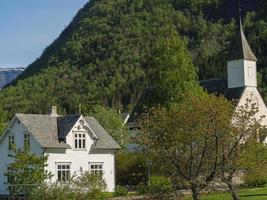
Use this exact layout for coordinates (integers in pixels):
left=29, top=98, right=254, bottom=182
left=50, top=106, right=58, bottom=116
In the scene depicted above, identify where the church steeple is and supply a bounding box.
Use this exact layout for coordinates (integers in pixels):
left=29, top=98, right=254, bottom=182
left=227, top=5, right=257, bottom=89
left=229, top=20, right=257, bottom=61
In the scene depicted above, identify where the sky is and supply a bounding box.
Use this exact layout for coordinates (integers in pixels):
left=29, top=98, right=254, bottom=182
left=0, top=0, right=89, bottom=68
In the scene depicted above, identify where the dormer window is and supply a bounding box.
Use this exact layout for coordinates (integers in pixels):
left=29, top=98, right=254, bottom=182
left=24, top=134, right=30, bottom=149
left=74, top=131, right=86, bottom=150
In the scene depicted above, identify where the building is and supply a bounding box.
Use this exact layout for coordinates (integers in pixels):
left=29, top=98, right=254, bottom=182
left=0, top=106, right=121, bottom=195
left=200, top=20, right=267, bottom=144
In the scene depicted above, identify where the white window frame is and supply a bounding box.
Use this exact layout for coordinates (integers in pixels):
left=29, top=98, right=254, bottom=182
left=8, top=135, right=15, bottom=151
left=73, top=131, right=86, bottom=150
left=56, top=162, right=71, bottom=182
left=248, top=66, right=253, bottom=78
left=24, top=133, right=30, bottom=149
left=89, top=162, right=103, bottom=175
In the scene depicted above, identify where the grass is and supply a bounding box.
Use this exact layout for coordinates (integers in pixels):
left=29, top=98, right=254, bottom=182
left=186, top=186, right=267, bottom=200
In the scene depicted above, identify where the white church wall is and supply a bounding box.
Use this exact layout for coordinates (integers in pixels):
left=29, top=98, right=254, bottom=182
left=244, top=60, right=257, bottom=87
left=237, top=87, right=267, bottom=144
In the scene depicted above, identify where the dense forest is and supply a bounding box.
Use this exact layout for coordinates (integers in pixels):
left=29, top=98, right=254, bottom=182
left=1, top=0, right=267, bottom=131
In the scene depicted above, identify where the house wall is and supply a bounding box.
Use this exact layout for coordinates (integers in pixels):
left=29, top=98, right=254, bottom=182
left=45, top=118, right=116, bottom=192
left=237, top=87, right=267, bottom=144
left=0, top=118, right=42, bottom=195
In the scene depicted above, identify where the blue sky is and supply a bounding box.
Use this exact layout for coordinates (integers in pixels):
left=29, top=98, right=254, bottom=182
left=0, top=0, right=89, bottom=68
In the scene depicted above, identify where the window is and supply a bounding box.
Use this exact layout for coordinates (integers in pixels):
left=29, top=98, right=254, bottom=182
left=248, top=67, right=252, bottom=78
left=8, top=135, right=15, bottom=151
left=89, top=163, right=103, bottom=175
left=24, top=134, right=30, bottom=149
left=74, top=132, right=86, bottom=150
left=57, top=163, right=71, bottom=182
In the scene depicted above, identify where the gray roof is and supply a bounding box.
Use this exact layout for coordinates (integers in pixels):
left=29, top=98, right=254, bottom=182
left=199, top=78, right=245, bottom=101
left=229, top=21, right=257, bottom=61
left=58, top=114, right=81, bottom=140
left=85, top=117, right=121, bottom=150
left=15, top=114, right=120, bottom=150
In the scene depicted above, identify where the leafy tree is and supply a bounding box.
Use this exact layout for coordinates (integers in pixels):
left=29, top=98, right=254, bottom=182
left=219, top=100, right=264, bottom=200
left=83, top=104, right=129, bottom=147
left=138, top=93, right=234, bottom=200
left=5, top=148, right=51, bottom=197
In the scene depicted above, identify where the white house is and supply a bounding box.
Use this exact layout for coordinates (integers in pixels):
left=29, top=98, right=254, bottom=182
left=0, top=106, right=121, bottom=195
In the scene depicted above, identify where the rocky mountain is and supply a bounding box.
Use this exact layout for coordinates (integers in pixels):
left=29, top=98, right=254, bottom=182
left=0, top=68, right=24, bottom=89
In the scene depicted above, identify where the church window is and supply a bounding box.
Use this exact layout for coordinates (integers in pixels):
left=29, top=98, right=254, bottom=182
left=248, top=67, right=252, bottom=77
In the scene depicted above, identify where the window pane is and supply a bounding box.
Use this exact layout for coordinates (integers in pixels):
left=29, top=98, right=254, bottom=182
left=79, top=140, right=81, bottom=148
left=83, top=139, right=85, bottom=148
left=75, top=140, right=77, bottom=148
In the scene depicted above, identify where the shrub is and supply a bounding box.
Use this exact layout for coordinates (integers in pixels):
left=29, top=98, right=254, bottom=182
left=244, top=173, right=267, bottom=187
left=114, top=185, right=128, bottom=197
left=136, top=183, right=149, bottom=195
left=28, top=170, right=107, bottom=200
left=149, top=175, right=173, bottom=194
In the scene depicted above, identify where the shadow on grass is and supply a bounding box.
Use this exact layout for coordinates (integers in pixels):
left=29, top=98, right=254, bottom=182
left=240, top=194, right=267, bottom=197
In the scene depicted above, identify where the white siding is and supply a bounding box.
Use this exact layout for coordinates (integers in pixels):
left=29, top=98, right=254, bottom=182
left=45, top=117, right=116, bottom=192
left=0, top=118, right=42, bottom=195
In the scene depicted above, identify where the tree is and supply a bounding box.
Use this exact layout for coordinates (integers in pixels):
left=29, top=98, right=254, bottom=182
left=82, top=104, right=129, bottom=147
left=5, top=148, right=51, bottom=197
left=138, top=93, right=234, bottom=200
left=219, top=100, right=265, bottom=200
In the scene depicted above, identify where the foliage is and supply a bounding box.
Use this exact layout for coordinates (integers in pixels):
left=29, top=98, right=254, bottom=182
left=149, top=175, right=173, bottom=194
left=114, top=185, right=128, bottom=197
left=116, top=150, right=147, bottom=186
left=138, top=93, right=235, bottom=200
left=5, top=148, right=51, bottom=197
left=28, top=170, right=107, bottom=200
left=242, top=142, right=267, bottom=187
left=83, top=105, right=128, bottom=147
left=73, top=169, right=107, bottom=199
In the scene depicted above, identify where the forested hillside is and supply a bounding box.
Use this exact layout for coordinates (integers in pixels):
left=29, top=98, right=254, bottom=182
left=1, top=0, right=267, bottom=131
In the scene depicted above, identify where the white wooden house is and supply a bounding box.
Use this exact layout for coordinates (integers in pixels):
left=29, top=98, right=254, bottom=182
left=0, top=106, right=121, bottom=195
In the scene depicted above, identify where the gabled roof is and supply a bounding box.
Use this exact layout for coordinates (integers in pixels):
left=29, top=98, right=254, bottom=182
left=228, top=21, right=257, bottom=62
left=199, top=78, right=245, bottom=101
left=58, top=114, right=81, bottom=140
left=16, top=114, right=70, bottom=149
left=85, top=117, right=121, bottom=150
left=13, top=114, right=120, bottom=150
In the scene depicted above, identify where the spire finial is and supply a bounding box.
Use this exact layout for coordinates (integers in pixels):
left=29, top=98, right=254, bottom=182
left=238, top=0, right=242, bottom=26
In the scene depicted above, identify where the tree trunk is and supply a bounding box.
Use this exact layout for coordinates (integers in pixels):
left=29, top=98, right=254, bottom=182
left=226, top=181, right=240, bottom=200
left=192, top=186, right=201, bottom=200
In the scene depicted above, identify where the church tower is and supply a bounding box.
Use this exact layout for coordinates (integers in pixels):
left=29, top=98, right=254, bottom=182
left=227, top=20, right=257, bottom=89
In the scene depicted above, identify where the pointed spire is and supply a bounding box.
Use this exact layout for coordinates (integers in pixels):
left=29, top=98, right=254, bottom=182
left=228, top=1, right=257, bottom=61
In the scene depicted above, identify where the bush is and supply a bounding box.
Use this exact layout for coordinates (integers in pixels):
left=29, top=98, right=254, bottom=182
left=136, top=183, right=149, bottom=195
left=244, top=173, right=267, bottom=187
left=149, top=175, right=173, bottom=194
left=114, top=185, right=128, bottom=197
left=28, top=170, right=107, bottom=200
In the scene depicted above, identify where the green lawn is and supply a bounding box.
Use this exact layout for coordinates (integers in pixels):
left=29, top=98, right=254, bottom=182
left=186, top=186, right=267, bottom=200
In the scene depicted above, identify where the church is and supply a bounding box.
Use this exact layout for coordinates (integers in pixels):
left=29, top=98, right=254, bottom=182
left=128, top=20, right=267, bottom=144
left=200, top=20, right=267, bottom=144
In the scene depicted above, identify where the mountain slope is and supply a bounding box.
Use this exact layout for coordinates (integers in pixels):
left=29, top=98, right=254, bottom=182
left=1, top=0, right=267, bottom=129
left=0, top=68, right=24, bottom=89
